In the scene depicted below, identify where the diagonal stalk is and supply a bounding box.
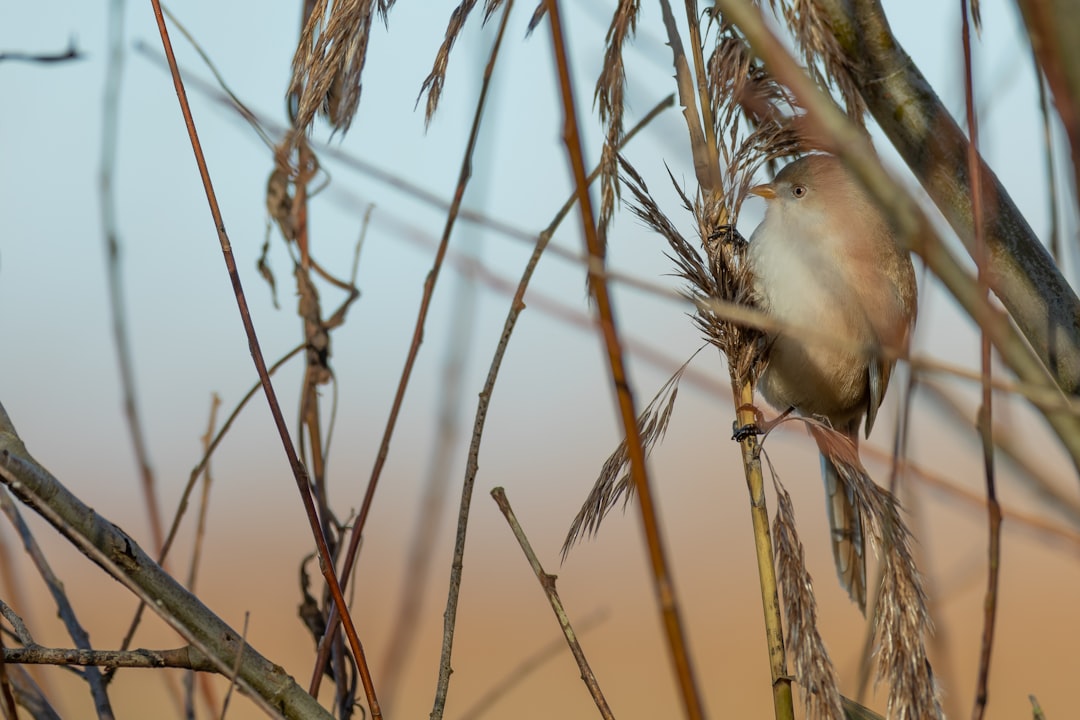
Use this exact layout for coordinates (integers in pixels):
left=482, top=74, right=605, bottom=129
left=544, top=1, right=705, bottom=717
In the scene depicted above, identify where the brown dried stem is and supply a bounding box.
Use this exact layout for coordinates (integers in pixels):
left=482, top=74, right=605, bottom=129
left=738, top=386, right=794, bottom=720
left=145, top=3, right=378, bottom=716
left=490, top=488, right=614, bottom=719
left=543, top=1, right=704, bottom=717
left=647, top=8, right=792, bottom=715
left=1015, top=0, right=1080, bottom=205
left=961, top=2, right=1001, bottom=717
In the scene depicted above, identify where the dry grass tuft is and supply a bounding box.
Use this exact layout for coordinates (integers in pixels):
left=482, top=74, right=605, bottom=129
left=805, top=422, right=943, bottom=720
left=562, top=349, right=697, bottom=558
left=768, top=460, right=845, bottom=720
left=417, top=1, right=507, bottom=126
left=288, top=0, right=377, bottom=137
left=766, top=0, right=867, bottom=120
left=592, top=0, right=641, bottom=257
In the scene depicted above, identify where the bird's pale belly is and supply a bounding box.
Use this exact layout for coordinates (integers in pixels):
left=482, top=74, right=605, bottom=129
left=757, top=331, right=869, bottom=427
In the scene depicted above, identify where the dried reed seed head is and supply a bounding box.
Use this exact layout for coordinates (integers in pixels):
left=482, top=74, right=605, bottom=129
left=288, top=0, right=376, bottom=137
left=416, top=0, right=507, bottom=125
left=772, top=0, right=867, bottom=120
left=820, top=439, right=941, bottom=720
left=592, top=0, right=641, bottom=256
left=770, top=473, right=845, bottom=720
left=417, top=0, right=475, bottom=125
left=562, top=356, right=686, bottom=557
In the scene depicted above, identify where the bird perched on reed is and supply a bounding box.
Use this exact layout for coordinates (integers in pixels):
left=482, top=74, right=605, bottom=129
left=747, top=153, right=917, bottom=611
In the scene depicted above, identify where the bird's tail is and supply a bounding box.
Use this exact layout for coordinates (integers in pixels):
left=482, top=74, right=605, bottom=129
left=812, top=422, right=867, bottom=613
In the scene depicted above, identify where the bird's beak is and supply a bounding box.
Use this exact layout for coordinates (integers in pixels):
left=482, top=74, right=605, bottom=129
left=749, top=183, right=776, bottom=199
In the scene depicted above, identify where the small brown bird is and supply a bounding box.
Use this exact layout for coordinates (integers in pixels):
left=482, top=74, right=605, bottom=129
left=747, top=154, right=917, bottom=610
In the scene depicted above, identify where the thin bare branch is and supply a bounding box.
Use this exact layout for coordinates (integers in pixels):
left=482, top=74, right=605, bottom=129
left=961, top=4, right=1001, bottom=714
left=2, top=646, right=216, bottom=671
left=0, top=402, right=325, bottom=720
left=101, top=0, right=165, bottom=559
left=491, top=488, right=614, bottom=720
left=0, top=494, right=114, bottom=718
left=430, top=91, right=673, bottom=718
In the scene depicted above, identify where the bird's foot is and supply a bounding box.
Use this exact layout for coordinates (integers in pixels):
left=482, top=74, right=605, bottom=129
left=731, top=405, right=793, bottom=441
left=731, top=404, right=765, bottom=441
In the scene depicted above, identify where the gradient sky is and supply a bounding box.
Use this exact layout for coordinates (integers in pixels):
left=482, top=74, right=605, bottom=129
left=2, top=1, right=1078, bottom=718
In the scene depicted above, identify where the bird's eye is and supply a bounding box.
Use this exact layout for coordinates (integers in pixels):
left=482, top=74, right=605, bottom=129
left=791, top=184, right=807, bottom=198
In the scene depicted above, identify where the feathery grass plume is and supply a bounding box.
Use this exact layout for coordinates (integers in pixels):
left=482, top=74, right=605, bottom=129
left=807, top=421, right=943, bottom=720
left=562, top=348, right=700, bottom=557
left=592, top=0, right=640, bottom=259
left=703, top=24, right=807, bottom=219
left=288, top=0, right=376, bottom=137
left=417, top=1, right=507, bottom=126
left=768, top=459, right=845, bottom=720
left=765, top=0, right=867, bottom=120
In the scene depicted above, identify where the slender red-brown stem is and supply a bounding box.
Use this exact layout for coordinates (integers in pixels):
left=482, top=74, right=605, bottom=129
left=962, top=4, right=1000, bottom=720
left=145, top=4, right=380, bottom=717
left=544, top=2, right=704, bottom=718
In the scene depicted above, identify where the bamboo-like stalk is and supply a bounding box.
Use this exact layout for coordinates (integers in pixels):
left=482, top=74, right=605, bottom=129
left=734, top=384, right=794, bottom=720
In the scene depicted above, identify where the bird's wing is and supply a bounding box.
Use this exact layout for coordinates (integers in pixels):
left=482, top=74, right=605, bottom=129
left=864, top=356, right=892, bottom=438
